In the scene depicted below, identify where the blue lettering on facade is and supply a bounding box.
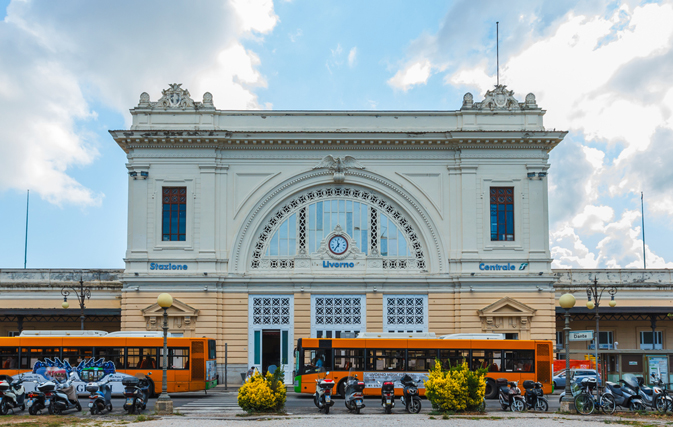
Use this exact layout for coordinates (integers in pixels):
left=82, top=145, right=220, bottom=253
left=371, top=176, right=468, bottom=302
left=322, top=261, right=355, bottom=268
left=479, top=263, right=516, bottom=271
left=150, top=262, right=188, bottom=271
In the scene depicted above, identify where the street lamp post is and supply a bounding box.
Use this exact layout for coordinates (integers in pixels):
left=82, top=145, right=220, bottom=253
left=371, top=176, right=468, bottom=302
left=585, top=277, right=616, bottom=389
left=61, top=276, right=91, bottom=330
left=559, top=293, right=576, bottom=413
left=155, top=293, right=173, bottom=415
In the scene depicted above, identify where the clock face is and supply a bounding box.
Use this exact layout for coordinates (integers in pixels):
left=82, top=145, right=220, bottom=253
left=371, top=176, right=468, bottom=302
left=329, top=235, right=348, bottom=255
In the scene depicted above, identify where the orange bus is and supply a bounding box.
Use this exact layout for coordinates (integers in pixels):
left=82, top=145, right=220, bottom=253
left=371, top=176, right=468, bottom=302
left=0, top=331, right=217, bottom=395
left=294, top=333, right=553, bottom=399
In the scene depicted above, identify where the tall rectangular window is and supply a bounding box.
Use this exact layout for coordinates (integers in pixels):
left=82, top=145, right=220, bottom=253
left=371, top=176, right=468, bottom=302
left=162, top=187, right=186, bottom=241
left=640, top=331, right=663, bottom=350
left=490, top=187, right=514, bottom=241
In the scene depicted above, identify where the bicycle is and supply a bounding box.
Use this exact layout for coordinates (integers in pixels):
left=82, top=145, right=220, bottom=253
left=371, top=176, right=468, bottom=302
left=574, top=377, right=616, bottom=415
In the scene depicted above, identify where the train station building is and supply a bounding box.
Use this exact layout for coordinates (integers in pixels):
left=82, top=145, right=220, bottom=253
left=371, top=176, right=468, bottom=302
left=1, top=84, right=672, bottom=385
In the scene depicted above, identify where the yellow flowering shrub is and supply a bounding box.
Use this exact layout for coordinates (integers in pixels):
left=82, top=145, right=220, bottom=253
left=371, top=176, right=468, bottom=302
left=237, top=369, right=286, bottom=413
left=424, top=360, right=486, bottom=412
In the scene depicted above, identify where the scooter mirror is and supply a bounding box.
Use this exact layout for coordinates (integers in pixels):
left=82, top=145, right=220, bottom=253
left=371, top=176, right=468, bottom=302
left=326, top=372, right=330, bottom=376
left=147, top=372, right=152, bottom=376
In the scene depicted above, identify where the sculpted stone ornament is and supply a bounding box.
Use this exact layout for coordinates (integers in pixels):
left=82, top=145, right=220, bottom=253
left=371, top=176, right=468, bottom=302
left=312, top=155, right=365, bottom=183
left=476, top=85, right=521, bottom=111
left=136, top=84, right=215, bottom=110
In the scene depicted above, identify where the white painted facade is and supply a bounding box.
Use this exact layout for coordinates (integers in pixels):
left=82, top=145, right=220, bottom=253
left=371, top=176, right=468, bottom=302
left=110, top=84, right=566, bottom=382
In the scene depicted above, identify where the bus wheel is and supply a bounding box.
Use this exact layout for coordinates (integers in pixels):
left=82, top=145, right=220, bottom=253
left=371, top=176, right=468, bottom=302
left=484, top=379, right=497, bottom=399
left=337, top=379, right=348, bottom=398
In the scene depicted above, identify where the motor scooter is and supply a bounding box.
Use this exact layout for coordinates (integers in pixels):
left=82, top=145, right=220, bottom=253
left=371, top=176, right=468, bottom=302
left=313, top=371, right=335, bottom=414
left=399, top=374, right=421, bottom=414
left=122, top=373, right=152, bottom=414
left=497, top=378, right=524, bottom=412
left=26, top=380, right=50, bottom=415
left=622, top=375, right=670, bottom=412
left=87, top=378, right=113, bottom=415
left=603, top=380, right=644, bottom=411
left=523, top=380, right=548, bottom=411
left=378, top=379, right=395, bottom=414
left=0, top=375, right=26, bottom=415
left=344, top=368, right=366, bottom=414
left=48, top=373, right=81, bottom=415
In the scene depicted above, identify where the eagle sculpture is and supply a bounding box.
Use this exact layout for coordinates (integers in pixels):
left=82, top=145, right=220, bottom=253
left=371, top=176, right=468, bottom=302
left=313, top=155, right=365, bottom=183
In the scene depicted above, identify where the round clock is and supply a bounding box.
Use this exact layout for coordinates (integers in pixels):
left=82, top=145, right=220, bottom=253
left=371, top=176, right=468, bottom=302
left=328, top=235, right=348, bottom=255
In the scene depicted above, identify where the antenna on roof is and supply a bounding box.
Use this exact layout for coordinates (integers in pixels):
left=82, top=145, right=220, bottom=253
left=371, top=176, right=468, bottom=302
left=496, top=21, right=500, bottom=86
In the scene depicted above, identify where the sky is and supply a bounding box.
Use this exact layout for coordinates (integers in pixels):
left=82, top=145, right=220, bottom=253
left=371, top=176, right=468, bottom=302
left=1, top=0, right=672, bottom=270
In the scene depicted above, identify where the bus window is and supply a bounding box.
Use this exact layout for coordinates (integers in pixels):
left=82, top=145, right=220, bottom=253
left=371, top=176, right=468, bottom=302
left=471, top=350, right=502, bottom=372
left=95, top=347, right=125, bottom=369
left=367, top=349, right=405, bottom=371
left=439, top=349, right=468, bottom=369
left=208, top=340, right=216, bottom=360
left=302, top=349, right=331, bottom=374
left=159, top=348, right=190, bottom=370
left=334, top=349, right=364, bottom=370
left=0, top=347, right=18, bottom=369
left=407, top=350, right=437, bottom=371
left=128, top=348, right=158, bottom=369
left=62, top=347, right=93, bottom=367
left=20, top=348, right=60, bottom=370
left=504, top=350, right=534, bottom=372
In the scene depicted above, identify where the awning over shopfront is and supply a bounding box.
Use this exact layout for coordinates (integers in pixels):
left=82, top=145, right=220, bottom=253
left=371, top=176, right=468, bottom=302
left=555, top=306, right=673, bottom=322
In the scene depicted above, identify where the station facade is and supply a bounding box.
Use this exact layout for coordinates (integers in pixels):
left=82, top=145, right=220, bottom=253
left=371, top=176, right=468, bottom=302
left=2, top=84, right=671, bottom=385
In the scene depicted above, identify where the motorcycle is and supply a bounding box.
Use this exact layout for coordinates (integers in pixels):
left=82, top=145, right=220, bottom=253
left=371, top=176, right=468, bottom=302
left=49, top=373, right=81, bottom=415
left=523, top=380, right=548, bottom=411
left=603, top=380, right=644, bottom=412
left=26, top=380, right=50, bottom=415
left=650, top=374, right=673, bottom=413
left=622, top=375, right=671, bottom=412
left=313, top=371, right=335, bottom=414
left=87, top=378, right=113, bottom=415
left=0, top=376, right=26, bottom=415
left=497, top=378, right=525, bottom=412
left=399, top=374, right=422, bottom=414
left=344, top=369, right=366, bottom=414
left=379, top=379, right=395, bottom=414
left=122, top=373, right=152, bottom=414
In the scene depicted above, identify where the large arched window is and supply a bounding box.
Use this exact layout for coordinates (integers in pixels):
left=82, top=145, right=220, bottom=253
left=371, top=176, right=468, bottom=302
left=252, top=187, right=425, bottom=270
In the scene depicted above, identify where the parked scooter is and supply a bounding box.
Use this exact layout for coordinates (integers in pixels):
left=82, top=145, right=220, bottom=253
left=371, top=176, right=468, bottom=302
left=399, top=374, right=422, bottom=414
left=344, top=369, right=366, bottom=414
left=49, top=373, right=81, bottom=415
left=87, top=378, right=113, bottom=415
left=603, top=380, right=644, bottom=411
left=650, top=374, right=673, bottom=413
left=26, top=380, right=51, bottom=415
left=313, top=371, right=335, bottom=414
left=622, top=375, right=671, bottom=412
left=497, top=378, right=525, bottom=412
left=378, top=379, right=395, bottom=414
left=0, top=375, right=26, bottom=415
left=523, top=380, right=548, bottom=411
left=122, top=373, right=152, bottom=414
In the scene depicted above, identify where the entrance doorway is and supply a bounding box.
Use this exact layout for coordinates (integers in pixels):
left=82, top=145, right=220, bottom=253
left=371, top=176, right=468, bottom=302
left=262, top=329, right=281, bottom=374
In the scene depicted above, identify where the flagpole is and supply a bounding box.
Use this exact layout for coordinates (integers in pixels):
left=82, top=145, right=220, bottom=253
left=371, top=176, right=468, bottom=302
left=641, top=192, right=646, bottom=269
left=496, top=22, right=499, bottom=86
left=24, top=189, right=29, bottom=269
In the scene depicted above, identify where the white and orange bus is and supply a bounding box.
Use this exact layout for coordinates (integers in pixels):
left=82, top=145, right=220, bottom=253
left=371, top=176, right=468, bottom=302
left=294, top=333, right=553, bottom=399
left=0, top=331, right=217, bottom=395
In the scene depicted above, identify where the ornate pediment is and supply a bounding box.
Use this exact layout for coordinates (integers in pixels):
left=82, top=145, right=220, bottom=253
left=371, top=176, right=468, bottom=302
left=461, top=85, right=539, bottom=111
left=477, top=297, right=537, bottom=339
left=142, top=298, right=199, bottom=334
left=136, top=84, right=215, bottom=110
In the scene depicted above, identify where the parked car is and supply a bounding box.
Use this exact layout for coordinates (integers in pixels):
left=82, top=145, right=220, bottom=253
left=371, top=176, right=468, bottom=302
left=553, top=369, right=601, bottom=389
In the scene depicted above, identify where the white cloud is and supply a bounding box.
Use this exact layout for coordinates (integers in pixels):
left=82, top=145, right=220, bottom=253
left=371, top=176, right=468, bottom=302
left=387, top=60, right=432, bottom=91
left=348, top=47, right=357, bottom=68
left=0, top=0, right=278, bottom=206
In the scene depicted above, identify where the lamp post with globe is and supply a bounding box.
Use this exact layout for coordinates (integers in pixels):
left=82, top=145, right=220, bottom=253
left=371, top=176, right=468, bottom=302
left=559, top=293, right=576, bottom=413
left=585, top=277, right=616, bottom=388
left=155, top=293, right=173, bottom=415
